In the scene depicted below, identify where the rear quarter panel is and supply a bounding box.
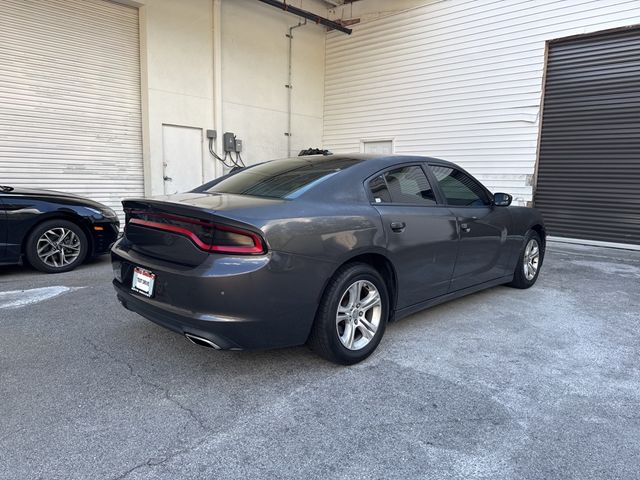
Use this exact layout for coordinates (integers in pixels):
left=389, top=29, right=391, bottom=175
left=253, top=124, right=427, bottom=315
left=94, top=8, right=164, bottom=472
left=258, top=202, right=386, bottom=264
left=242, top=160, right=392, bottom=263
left=233, top=201, right=387, bottom=310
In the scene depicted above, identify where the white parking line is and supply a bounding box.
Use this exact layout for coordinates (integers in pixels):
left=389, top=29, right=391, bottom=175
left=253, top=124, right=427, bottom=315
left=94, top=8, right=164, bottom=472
left=0, top=286, right=85, bottom=310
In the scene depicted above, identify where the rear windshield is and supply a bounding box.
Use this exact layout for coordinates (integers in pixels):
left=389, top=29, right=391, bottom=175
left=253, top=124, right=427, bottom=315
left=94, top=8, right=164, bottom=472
left=204, top=158, right=359, bottom=199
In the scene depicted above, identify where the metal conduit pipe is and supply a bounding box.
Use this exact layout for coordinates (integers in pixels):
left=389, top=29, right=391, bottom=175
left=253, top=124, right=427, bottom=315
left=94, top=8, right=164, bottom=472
left=257, top=0, right=352, bottom=35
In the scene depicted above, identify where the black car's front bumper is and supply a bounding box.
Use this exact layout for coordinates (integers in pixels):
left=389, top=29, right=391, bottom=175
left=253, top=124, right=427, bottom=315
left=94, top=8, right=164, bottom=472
left=91, top=221, right=120, bottom=256
left=111, top=239, right=335, bottom=350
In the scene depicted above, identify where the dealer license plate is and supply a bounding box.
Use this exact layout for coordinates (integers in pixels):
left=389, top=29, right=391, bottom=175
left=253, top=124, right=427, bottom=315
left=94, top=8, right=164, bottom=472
left=132, top=267, right=156, bottom=297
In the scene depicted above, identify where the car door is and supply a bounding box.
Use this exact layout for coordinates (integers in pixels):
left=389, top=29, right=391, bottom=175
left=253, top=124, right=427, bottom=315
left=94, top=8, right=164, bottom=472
left=369, top=164, right=459, bottom=309
left=428, top=164, right=511, bottom=291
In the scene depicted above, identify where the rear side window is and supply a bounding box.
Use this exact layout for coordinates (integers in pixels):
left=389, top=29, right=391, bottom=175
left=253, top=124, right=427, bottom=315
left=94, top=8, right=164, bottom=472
left=369, top=165, right=437, bottom=205
left=430, top=166, right=490, bottom=206
left=369, top=175, right=391, bottom=203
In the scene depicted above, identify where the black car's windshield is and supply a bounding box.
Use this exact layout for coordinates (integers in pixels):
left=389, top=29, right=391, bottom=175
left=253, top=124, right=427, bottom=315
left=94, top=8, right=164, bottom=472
left=204, top=157, right=360, bottom=199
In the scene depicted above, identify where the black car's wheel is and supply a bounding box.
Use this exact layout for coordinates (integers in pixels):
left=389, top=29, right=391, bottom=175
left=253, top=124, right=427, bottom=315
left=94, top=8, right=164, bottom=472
left=25, top=219, right=88, bottom=273
left=507, top=230, right=543, bottom=289
left=309, top=263, right=389, bottom=365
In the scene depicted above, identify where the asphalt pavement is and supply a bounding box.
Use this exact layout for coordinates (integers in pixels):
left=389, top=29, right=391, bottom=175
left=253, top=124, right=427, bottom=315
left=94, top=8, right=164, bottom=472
left=1, top=242, right=639, bottom=480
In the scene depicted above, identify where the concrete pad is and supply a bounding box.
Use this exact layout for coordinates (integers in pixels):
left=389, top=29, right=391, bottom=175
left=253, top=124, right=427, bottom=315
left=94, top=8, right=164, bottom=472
left=0, top=243, right=638, bottom=479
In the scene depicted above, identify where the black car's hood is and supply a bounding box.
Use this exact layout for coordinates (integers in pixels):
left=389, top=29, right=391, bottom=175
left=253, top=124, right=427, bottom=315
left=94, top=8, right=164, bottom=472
left=1, top=186, right=108, bottom=209
left=2, top=186, right=84, bottom=198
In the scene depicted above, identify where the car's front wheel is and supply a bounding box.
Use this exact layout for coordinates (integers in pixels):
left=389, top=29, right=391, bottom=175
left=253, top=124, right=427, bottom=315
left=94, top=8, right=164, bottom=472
left=507, top=230, right=544, bottom=289
left=25, top=219, right=88, bottom=273
left=308, top=263, right=389, bottom=365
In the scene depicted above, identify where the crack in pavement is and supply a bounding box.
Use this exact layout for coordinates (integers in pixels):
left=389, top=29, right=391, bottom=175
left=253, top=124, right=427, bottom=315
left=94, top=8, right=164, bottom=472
left=85, top=338, right=207, bottom=432
left=110, top=364, right=350, bottom=480
left=111, top=431, right=214, bottom=480
left=83, top=338, right=214, bottom=480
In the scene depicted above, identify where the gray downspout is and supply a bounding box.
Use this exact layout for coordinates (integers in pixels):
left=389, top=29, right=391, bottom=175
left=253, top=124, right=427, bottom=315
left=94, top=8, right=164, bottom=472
left=286, top=19, right=307, bottom=157
left=213, top=0, right=223, bottom=177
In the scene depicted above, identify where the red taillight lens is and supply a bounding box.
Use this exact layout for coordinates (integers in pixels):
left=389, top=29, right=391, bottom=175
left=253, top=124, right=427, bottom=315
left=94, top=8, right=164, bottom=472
left=126, top=210, right=265, bottom=254
left=209, top=224, right=264, bottom=253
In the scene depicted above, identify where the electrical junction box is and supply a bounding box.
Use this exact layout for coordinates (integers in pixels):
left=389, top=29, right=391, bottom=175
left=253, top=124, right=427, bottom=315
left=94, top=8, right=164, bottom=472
left=234, top=139, right=243, bottom=153
left=223, top=132, right=236, bottom=152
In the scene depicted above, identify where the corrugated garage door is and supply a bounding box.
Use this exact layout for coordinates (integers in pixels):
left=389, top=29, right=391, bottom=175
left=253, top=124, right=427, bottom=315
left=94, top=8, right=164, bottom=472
left=0, top=0, right=143, bottom=218
left=535, top=27, right=640, bottom=246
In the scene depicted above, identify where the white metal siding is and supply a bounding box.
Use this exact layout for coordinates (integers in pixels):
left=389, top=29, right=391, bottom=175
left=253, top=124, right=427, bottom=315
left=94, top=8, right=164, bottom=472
left=323, top=0, right=640, bottom=204
left=0, top=0, right=143, bottom=216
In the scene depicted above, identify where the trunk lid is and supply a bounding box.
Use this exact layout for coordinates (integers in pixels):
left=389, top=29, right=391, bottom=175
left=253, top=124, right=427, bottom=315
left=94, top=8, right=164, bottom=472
left=142, top=192, right=285, bottom=214
left=122, top=193, right=280, bottom=266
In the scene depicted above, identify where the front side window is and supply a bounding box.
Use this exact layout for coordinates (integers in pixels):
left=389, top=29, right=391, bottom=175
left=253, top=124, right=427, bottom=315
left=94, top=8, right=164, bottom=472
left=430, top=166, right=490, bottom=206
left=369, top=166, right=437, bottom=205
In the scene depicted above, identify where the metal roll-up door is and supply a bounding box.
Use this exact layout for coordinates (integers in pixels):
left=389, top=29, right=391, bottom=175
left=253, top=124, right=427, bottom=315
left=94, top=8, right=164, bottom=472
left=0, top=0, right=143, bottom=218
left=535, top=27, right=640, bottom=246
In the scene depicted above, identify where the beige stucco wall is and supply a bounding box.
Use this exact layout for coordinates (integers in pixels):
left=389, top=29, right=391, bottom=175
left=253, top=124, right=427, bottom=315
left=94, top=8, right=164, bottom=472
left=221, top=0, right=327, bottom=163
left=137, top=0, right=215, bottom=195
left=130, top=0, right=328, bottom=196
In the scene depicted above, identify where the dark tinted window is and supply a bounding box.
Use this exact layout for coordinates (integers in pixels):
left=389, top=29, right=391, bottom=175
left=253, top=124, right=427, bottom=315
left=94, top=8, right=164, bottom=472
left=369, top=175, right=391, bottom=203
left=205, top=158, right=359, bottom=199
left=430, top=166, right=490, bottom=206
left=370, top=166, right=436, bottom=205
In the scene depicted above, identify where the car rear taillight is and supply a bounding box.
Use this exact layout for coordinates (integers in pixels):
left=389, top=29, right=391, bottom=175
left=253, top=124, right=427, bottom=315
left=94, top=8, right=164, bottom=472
left=125, top=210, right=266, bottom=254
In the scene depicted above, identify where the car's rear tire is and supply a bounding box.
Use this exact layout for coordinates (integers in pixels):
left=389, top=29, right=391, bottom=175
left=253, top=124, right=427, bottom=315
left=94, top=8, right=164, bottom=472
left=507, top=230, right=543, bottom=289
left=308, top=262, right=389, bottom=365
left=25, top=219, right=88, bottom=273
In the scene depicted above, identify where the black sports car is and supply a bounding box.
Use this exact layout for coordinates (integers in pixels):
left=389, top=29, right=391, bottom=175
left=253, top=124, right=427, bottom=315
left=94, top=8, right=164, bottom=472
left=111, top=154, right=545, bottom=364
left=0, top=186, right=120, bottom=273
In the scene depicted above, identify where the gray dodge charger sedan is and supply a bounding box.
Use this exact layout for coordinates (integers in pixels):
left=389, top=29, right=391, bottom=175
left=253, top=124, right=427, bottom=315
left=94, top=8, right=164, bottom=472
left=111, top=154, right=545, bottom=364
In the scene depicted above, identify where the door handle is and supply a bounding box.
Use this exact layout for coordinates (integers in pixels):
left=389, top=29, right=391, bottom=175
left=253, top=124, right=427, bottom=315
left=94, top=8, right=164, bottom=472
left=163, top=176, right=172, bottom=182
left=460, top=223, right=471, bottom=233
left=390, top=221, right=406, bottom=232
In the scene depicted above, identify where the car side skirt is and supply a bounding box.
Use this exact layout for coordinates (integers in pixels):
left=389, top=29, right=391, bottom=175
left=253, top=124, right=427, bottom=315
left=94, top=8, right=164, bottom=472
left=394, top=274, right=514, bottom=322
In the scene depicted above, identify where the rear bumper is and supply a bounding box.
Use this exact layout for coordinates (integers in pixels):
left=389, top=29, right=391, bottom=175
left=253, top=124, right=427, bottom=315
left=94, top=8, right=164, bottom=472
left=111, top=239, right=335, bottom=350
left=114, top=280, right=251, bottom=350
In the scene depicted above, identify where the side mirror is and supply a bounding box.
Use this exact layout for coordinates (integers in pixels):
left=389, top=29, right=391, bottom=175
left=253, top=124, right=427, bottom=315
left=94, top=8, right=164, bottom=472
left=493, top=192, right=512, bottom=206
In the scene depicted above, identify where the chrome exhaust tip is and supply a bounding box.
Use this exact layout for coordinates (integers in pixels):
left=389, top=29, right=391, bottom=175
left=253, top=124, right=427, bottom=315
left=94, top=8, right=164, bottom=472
left=184, top=333, right=221, bottom=350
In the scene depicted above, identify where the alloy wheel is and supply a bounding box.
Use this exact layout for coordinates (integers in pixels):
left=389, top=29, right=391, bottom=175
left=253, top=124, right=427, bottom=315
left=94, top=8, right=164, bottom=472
left=36, top=227, right=82, bottom=268
left=523, top=238, right=540, bottom=281
left=336, top=280, right=382, bottom=350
